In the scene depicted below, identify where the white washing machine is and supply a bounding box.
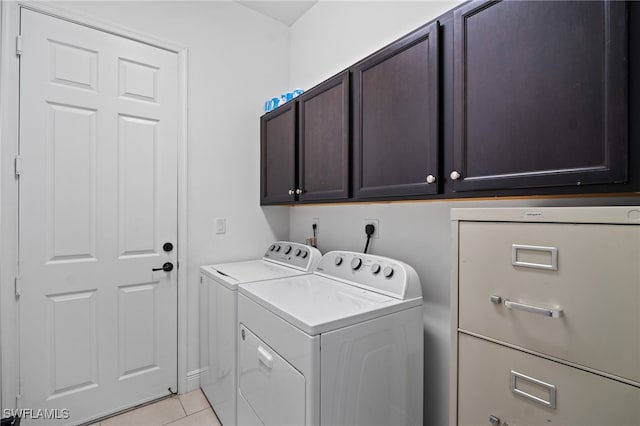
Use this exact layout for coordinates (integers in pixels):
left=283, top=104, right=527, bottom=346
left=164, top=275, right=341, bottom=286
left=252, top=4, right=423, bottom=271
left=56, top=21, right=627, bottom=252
left=199, top=241, right=321, bottom=426
left=237, top=251, right=424, bottom=426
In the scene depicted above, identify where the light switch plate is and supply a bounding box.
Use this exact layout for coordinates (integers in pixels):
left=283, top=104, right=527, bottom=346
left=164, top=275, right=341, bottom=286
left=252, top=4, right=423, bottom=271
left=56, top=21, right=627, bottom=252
left=215, top=218, right=226, bottom=234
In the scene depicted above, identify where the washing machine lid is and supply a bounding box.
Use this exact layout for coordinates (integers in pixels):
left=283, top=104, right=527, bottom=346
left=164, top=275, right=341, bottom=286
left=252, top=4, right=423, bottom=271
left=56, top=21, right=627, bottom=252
left=239, top=274, right=422, bottom=336
left=201, top=260, right=309, bottom=290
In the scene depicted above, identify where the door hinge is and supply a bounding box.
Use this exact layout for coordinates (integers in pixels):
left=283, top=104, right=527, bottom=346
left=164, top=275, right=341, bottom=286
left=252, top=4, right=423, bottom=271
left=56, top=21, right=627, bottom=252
left=16, top=35, right=23, bottom=56
left=15, top=276, right=22, bottom=297
left=15, top=156, right=23, bottom=176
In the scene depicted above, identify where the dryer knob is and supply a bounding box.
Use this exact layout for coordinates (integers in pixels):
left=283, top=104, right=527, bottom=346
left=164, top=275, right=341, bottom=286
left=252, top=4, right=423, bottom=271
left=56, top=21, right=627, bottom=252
left=301, top=250, right=308, bottom=259
left=269, top=244, right=276, bottom=251
left=284, top=245, right=292, bottom=254
left=371, top=264, right=381, bottom=274
left=351, top=257, right=363, bottom=270
left=274, top=244, right=281, bottom=252
left=295, top=248, right=302, bottom=256
left=383, top=266, right=394, bottom=278
left=335, top=256, right=343, bottom=266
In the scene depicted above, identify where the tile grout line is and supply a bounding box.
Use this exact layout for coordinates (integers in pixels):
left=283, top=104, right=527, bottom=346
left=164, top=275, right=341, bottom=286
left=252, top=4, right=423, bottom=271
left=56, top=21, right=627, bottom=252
left=166, top=396, right=189, bottom=426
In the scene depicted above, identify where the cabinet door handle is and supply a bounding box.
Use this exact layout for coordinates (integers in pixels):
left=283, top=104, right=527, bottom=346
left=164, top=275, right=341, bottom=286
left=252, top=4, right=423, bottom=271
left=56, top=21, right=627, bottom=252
left=288, top=189, right=294, bottom=195
left=504, top=299, right=562, bottom=318
left=510, top=370, right=557, bottom=409
left=425, top=174, right=436, bottom=184
left=295, top=188, right=303, bottom=195
left=450, top=170, right=461, bottom=180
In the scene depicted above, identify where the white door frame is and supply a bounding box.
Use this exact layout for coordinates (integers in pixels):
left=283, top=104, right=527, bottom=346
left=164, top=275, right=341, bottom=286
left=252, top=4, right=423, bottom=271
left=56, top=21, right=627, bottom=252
left=0, top=1, right=189, bottom=411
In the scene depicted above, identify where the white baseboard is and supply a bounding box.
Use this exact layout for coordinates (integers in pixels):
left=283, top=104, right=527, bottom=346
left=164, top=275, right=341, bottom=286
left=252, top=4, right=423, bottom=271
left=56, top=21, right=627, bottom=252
left=186, top=368, right=202, bottom=393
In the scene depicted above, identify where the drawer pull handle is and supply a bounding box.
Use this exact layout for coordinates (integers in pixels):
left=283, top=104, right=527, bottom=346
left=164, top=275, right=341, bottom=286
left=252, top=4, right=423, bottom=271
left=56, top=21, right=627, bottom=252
left=512, top=244, right=558, bottom=270
left=510, top=370, right=557, bottom=409
left=257, top=346, right=273, bottom=369
left=504, top=299, right=562, bottom=318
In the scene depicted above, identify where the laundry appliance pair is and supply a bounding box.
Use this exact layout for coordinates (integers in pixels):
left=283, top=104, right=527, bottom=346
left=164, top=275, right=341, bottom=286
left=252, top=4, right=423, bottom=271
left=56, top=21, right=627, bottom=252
left=200, top=241, right=423, bottom=426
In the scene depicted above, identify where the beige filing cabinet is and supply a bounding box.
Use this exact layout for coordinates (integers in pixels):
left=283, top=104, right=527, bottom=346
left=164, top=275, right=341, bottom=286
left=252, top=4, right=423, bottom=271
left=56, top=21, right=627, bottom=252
left=450, top=207, right=640, bottom=426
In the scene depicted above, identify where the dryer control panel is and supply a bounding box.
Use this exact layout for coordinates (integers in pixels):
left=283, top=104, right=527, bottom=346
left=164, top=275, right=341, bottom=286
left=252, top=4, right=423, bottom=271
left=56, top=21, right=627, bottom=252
left=314, top=251, right=422, bottom=300
left=263, top=241, right=321, bottom=272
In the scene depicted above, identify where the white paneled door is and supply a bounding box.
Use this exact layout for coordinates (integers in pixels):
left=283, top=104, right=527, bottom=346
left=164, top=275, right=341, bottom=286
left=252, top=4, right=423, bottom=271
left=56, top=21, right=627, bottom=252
left=18, top=9, right=178, bottom=425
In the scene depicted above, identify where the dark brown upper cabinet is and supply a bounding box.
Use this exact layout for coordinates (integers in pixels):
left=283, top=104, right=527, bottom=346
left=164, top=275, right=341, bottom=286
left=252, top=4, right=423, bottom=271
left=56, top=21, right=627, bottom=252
left=297, top=71, right=350, bottom=202
left=451, top=0, right=628, bottom=192
left=353, top=21, right=440, bottom=200
left=260, top=101, right=297, bottom=204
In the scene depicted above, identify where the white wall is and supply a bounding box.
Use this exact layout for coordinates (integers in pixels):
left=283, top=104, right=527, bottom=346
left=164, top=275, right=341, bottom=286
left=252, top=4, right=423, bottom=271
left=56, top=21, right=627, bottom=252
left=33, top=0, right=292, bottom=390
left=288, top=2, right=640, bottom=425
left=290, top=1, right=458, bottom=89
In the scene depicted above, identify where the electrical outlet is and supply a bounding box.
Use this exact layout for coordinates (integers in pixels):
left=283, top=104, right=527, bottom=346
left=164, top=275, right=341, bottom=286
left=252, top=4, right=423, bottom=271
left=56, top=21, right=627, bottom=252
left=363, top=218, right=379, bottom=239
left=312, top=217, right=320, bottom=236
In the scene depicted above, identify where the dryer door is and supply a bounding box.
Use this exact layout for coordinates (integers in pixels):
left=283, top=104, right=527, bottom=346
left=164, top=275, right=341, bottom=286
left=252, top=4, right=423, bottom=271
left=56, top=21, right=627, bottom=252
left=238, top=324, right=306, bottom=425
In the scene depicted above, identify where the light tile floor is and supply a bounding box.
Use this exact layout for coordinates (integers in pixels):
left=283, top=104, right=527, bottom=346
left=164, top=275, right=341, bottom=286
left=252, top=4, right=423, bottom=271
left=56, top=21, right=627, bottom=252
left=88, top=389, right=220, bottom=426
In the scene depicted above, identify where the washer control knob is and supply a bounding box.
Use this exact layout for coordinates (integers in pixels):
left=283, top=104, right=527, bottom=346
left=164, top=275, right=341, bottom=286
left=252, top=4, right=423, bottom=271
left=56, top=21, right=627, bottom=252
left=351, top=257, right=363, bottom=270
left=335, top=256, right=343, bottom=266
left=284, top=245, right=292, bottom=254
left=371, top=264, right=381, bottom=274
left=295, top=248, right=302, bottom=256
left=301, top=250, right=308, bottom=259
left=274, top=244, right=281, bottom=252
left=269, top=244, right=276, bottom=251
left=383, top=266, right=394, bottom=278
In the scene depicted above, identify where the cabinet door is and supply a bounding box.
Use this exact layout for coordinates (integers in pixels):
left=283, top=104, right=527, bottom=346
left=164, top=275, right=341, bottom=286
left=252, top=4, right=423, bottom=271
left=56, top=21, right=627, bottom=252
left=260, top=102, right=296, bottom=204
left=298, top=71, right=350, bottom=202
left=354, top=22, right=439, bottom=199
left=452, top=0, right=627, bottom=191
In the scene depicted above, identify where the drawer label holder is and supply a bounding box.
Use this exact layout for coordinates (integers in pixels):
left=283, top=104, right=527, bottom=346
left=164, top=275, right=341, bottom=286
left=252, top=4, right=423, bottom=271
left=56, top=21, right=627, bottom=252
left=512, top=244, right=558, bottom=271
left=510, top=370, right=557, bottom=409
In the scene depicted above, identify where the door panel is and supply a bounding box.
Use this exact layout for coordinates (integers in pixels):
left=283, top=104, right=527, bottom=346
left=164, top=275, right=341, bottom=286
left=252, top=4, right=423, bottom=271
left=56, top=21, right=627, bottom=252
left=49, top=40, right=98, bottom=91
left=260, top=102, right=297, bottom=204
left=117, top=283, right=160, bottom=379
left=47, top=102, right=98, bottom=261
left=118, top=58, right=159, bottom=102
left=47, top=290, right=99, bottom=398
left=118, top=115, right=159, bottom=256
left=452, top=0, right=627, bottom=191
left=354, top=22, right=439, bottom=199
left=297, top=71, right=350, bottom=202
left=19, top=9, right=178, bottom=425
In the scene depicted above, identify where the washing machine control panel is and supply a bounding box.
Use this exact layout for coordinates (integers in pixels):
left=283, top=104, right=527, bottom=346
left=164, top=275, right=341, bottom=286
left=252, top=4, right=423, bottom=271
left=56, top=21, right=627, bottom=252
left=263, top=241, right=321, bottom=271
left=315, top=251, right=422, bottom=300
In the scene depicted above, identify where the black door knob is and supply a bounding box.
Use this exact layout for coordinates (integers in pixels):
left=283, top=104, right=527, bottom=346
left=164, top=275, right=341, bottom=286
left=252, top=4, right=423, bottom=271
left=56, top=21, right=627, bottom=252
left=163, top=242, right=174, bottom=252
left=152, top=262, right=174, bottom=272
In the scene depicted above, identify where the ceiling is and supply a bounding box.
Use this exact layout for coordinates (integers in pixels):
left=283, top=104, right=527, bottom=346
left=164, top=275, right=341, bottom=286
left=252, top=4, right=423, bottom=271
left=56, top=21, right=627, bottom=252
left=236, top=1, right=318, bottom=26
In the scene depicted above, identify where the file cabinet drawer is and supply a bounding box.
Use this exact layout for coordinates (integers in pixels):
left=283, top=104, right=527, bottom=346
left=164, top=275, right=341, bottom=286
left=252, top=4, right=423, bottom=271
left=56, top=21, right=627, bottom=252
left=457, top=333, right=640, bottom=426
left=458, top=221, right=640, bottom=382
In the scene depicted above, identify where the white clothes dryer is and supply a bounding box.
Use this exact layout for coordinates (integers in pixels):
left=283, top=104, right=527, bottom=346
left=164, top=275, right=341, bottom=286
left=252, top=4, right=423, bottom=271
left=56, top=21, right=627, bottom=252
left=237, top=251, right=424, bottom=426
left=199, top=241, right=321, bottom=426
